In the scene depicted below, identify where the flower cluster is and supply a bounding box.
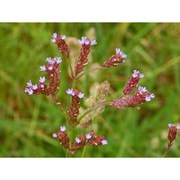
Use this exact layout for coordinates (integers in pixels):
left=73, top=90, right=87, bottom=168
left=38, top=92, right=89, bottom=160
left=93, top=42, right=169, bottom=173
left=66, top=88, right=84, bottom=126
left=75, top=36, right=97, bottom=76
left=123, top=69, right=144, bottom=95
left=25, top=57, right=62, bottom=96
left=102, top=48, right=127, bottom=68
left=111, top=86, right=155, bottom=109
left=51, top=33, right=70, bottom=57
left=53, top=126, right=108, bottom=154
left=25, top=32, right=155, bottom=156
left=163, top=123, right=180, bottom=157
left=167, top=124, right=180, bottom=145
left=111, top=70, right=155, bottom=109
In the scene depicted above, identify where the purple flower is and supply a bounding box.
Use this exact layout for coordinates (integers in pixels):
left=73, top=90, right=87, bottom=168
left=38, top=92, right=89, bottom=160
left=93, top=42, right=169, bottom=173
left=61, top=35, right=66, bottom=40
left=45, top=57, right=54, bottom=64
left=78, top=36, right=89, bottom=45
left=51, top=33, right=57, bottom=43
left=168, top=124, right=180, bottom=130
left=60, top=126, right=66, bottom=132
left=54, top=57, right=62, bottom=64
left=48, top=66, right=53, bottom=71
left=138, top=86, right=147, bottom=94
left=132, top=70, right=144, bottom=78
left=145, top=93, right=155, bottom=102
left=86, top=133, right=92, bottom=139
left=32, top=84, right=38, bottom=90
left=78, top=92, right=84, bottom=99
left=115, top=48, right=121, bottom=54
left=66, top=88, right=75, bottom=96
left=40, top=84, right=45, bottom=88
left=101, top=139, right=108, bottom=145
left=75, top=137, right=81, bottom=143
left=27, top=80, right=33, bottom=87
left=25, top=88, right=33, bottom=95
left=40, top=65, right=46, bottom=71
left=140, top=74, right=144, bottom=78
left=91, top=40, right=97, bottom=45
left=115, top=48, right=127, bottom=59
left=52, top=133, right=57, bottom=138
left=132, top=70, right=139, bottom=78
left=39, top=76, right=46, bottom=83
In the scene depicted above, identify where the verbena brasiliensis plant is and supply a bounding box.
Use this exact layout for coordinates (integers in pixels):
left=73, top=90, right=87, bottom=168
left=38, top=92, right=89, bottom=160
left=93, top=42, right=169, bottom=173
left=25, top=33, right=156, bottom=157
left=163, top=124, right=180, bottom=157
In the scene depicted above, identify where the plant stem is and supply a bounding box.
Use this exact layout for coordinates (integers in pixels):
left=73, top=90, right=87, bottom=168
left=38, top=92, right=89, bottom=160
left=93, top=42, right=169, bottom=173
left=52, top=95, right=67, bottom=119
left=82, top=145, right=87, bottom=157
left=78, top=101, right=111, bottom=122
left=162, top=142, right=172, bottom=157
left=66, top=56, right=75, bottom=79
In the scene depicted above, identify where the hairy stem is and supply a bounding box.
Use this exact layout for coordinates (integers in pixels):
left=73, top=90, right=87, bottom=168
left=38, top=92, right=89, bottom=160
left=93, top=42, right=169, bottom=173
left=162, top=142, right=172, bottom=157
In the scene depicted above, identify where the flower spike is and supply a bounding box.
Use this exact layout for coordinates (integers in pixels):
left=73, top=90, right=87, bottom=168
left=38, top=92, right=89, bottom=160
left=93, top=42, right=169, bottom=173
left=102, top=48, right=127, bottom=68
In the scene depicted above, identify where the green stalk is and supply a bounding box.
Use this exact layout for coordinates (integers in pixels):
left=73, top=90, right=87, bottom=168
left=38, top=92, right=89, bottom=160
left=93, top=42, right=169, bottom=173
left=52, top=95, right=67, bottom=119
left=66, top=56, right=75, bottom=79
left=82, top=145, right=87, bottom=157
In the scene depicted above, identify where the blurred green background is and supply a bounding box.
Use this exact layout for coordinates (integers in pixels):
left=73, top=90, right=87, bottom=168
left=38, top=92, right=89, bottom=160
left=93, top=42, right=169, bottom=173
left=0, top=23, right=180, bottom=157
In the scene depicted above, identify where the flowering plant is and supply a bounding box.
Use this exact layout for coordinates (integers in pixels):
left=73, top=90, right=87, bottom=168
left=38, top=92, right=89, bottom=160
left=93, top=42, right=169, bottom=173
left=25, top=32, right=155, bottom=157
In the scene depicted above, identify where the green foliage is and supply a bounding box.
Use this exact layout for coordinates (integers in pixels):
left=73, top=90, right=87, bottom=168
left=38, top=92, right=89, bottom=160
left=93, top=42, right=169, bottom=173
left=0, top=23, right=180, bottom=157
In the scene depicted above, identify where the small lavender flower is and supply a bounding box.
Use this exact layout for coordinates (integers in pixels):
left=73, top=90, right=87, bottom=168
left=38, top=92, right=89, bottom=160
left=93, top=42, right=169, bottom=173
left=60, top=126, right=66, bottom=132
left=145, top=93, right=155, bottom=102
left=115, top=48, right=127, bottom=59
left=132, top=70, right=144, bottom=78
left=52, top=133, right=57, bottom=138
left=61, top=35, right=66, bottom=40
left=101, top=139, right=108, bottom=145
left=168, top=124, right=180, bottom=130
left=25, top=88, right=33, bottom=95
left=27, top=80, right=33, bottom=87
left=86, top=133, right=92, bottom=139
left=75, top=137, right=81, bottom=143
left=78, top=92, right=84, bottom=99
left=40, top=65, right=46, bottom=71
left=51, top=33, right=57, bottom=43
left=138, top=86, right=147, bottom=94
left=45, top=57, right=54, bottom=64
left=91, top=40, right=97, bottom=45
left=78, top=36, right=89, bottom=45
left=115, top=48, right=121, bottom=54
left=32, top=84, right=38, bottom=90
left=39, top=76, right=46, bottom=83
left=54, top=57, right=62, bottom=64
left=48, top=66, right=53, bottom=71
left=40, top=84, right=45, bottom=89
left=66, top=88, right=75, bottom=96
